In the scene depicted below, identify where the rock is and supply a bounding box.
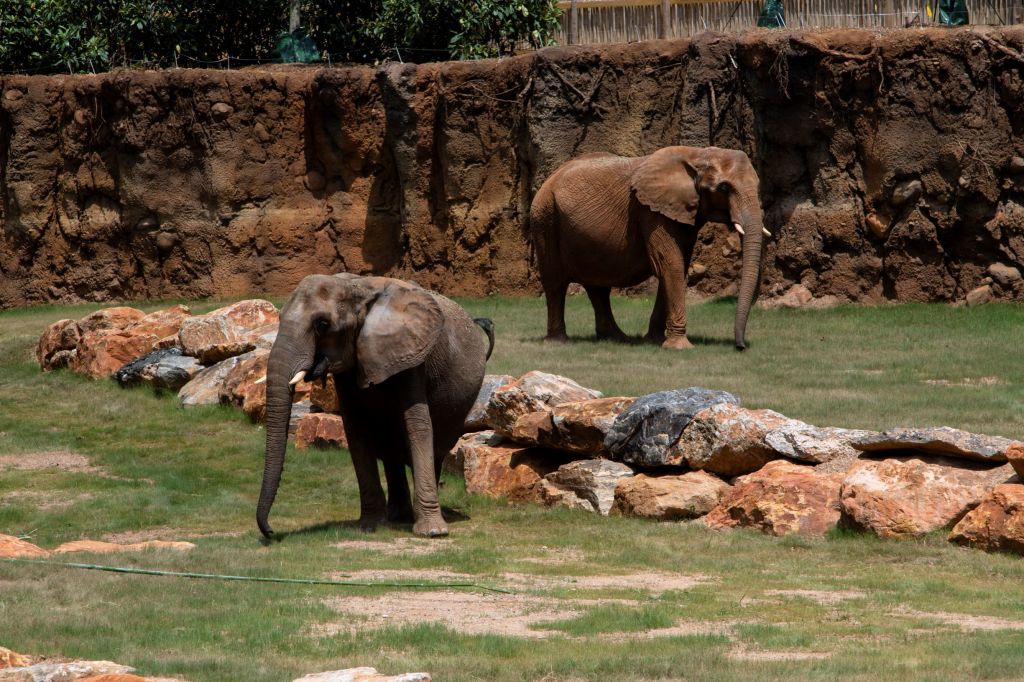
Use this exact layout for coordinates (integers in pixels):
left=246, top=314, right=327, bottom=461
left=966, top=284, right=992, bottom=306
left=75, top=674, right=150, bottom=681
left=851, top=427, right=1017, bottom=463
left=1009, top=156, right=1024, bottom=174
left=509, top=397, right=635, bottom=456
left=455, top=431, right=563, bottom=503
left=776, top=283, right=813, bottom=308
left=127, top=305, right=191, bottom=339
left=1008, top=442, right=1024, bottom=479
left=604, top=387, right=739, bottom=467
left=539, top=459, right=634, bottom=515
left=53, top=540, right=195, bottom=553
left=113, top=348, right=202, bottom=390
left=0, top=647, right=30, bottom=669
left=294, top=413, right=348, bottom=449
left=178, top=353, right=251, bottom=407
left=890, top=178, right=923, bottom=207
left=218, top=349, right=271, bottom=422
left=612, top=471, right=728, bottom=520
left=292, top=668, right=430, bottom=682
left=72, top=328, right=161, bottom=380
left=309, top=374, right=340, bottom=414
left=949, top=484, right=1024, bottom=554
left=703, top=460, right=843, bottom=536
left=485, top=371, right=602, bottom=436
left=0, top=534, right=48, bottom=558
left=987, top=262, right=1022, bottom=287
left=211, top=102, right=233, bottom=119
left=672, top=403, right=792, bottom=476
left=36, top=319, right=80, bottom=371
left=839, top=456, right=1014, bottom=539
left=764, top=423, right=877, bottom=465
left=464, top=374, right=515, bottom=431
left=77, top=307, right=146, bottom=334
left=0, top=661, right=135, bottom=681
left=177, top=299, right=278, bottom=364
left=289, top=399, right=313, bottom=433
left=865, top=212, right=888, bottom=238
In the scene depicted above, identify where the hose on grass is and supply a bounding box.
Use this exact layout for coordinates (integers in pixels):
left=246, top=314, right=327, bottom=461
left=3, top=557, right=514, bottom=594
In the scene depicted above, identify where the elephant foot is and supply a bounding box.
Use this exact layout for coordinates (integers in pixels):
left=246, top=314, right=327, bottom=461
left=544, top=333, right=569, bottom=343
left=662, top=336, right=694, bottom=350
left=644, top=331, right=666, bottom=345
left=413, top=517, right=449, bottom=538
left=596, top=329, right=629, bottom=342
left=357, top=511, right=387, bottom=533
left=387, top=503, right=414, bottom=524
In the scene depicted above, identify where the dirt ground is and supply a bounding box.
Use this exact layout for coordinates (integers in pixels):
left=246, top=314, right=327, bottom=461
left=1, top=28, right=1023, bottom=309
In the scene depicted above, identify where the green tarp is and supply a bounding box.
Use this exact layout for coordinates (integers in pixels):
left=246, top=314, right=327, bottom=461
left=936, top=0, right=969, bottom=26
left=757, top=0, right=785, bottom=28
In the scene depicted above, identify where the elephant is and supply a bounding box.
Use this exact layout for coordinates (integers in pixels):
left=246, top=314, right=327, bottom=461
left=528, top=145, right=768, bottom=350
left=256, top=273, right=494, bottom=539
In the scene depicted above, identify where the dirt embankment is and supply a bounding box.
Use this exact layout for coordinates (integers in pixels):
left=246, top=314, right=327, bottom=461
left=1, top=28, right=1023, bottom=308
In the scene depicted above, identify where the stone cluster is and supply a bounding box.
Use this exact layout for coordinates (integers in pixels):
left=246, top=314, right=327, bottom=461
left=35, top=306, right=1024, bottom=555
left=453, top=373, right=1024, bottom=555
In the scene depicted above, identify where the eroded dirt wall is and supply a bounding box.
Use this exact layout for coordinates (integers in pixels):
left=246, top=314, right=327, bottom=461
left=2, top=27, right=1023, bottom=308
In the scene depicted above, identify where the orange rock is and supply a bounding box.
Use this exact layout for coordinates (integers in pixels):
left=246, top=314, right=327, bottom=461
left=308, top=374, right=340, bottom=413
left=177, top=299, right=279, bottom=363
left=36, top=318, right=80, bottom=370
left=294, top=413, right=348, bottom=449
left=703, top=460, right=843, bottom=536
left=0, top=533, right=49, bottom=558
left=218, top=349, right=270, bottom=422
left=485, top=371, right=602, bottom=437
left=78, top=675, right=151, bottom=682
left=0, top=646, right=31, bottom=668
left=72, top=329, right=160, bottom=379
left=455, top=431, right=562, bottom=503
left=1007, top=442, right=1024, bottom=479
left=674, top=403, right=791, bottom=476
left=53, top=540, right=195, bottom=554
left=77, top=307, right=146, bottom=334
left=127, top=304, right=191, bottom=339
left=613, top=471, right=729, bottom=520
left=949, top=484, right=1024, bottom=554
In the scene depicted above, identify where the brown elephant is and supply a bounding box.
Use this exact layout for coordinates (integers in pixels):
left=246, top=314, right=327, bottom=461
left=528, top=145, right=768, bottom=350
left=257, top=273, right=493, bottom=539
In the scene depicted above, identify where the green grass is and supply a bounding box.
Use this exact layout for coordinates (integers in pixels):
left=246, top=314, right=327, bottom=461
left=1, top=294, right=1023, bottom=681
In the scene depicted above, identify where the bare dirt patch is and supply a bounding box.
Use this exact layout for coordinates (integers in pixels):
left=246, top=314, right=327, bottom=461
left=0, top=450, right=99, bottom=472
left=764, top=589, right=867, bottom=605
left=726, top=646, right=832, bottom=662
left=331, top=537, right=453, bottom=556
left=923, top=377, right=1002, bottom=387
left=894, top=608, right=1024, bottom=632
left=1, top=490, right=94, bottom=511
left=318, top=591, right=584, bottom=639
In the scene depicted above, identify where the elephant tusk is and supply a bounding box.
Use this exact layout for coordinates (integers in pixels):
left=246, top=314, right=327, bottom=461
left=733, top=223, right=745, bottom=236
left=762, top=227, right=772, bottom=237
left=289, top=370, right=306, bottom=386
left=254, top=375, right=266, bottom=385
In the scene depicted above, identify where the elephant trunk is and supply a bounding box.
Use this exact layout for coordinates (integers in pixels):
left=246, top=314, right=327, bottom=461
left=256, top=327, right=313, bottom=538
left=731, top=190, right=765, bottom=351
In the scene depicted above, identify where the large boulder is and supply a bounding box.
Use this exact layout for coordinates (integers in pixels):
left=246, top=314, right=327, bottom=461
left=703, top=460, right=844, bottom=536
left=485, top=371, right=602, bottom=436
left=1006, top=442, right=1024, bottom=479
left=603, top=388, right=738, bottom=467
left=612, top=471, right=729, bottom=520
left=71, top=328, right=161, bottom=380
left=308, top=374, right=340, bottom=414
left=673, top=403, right=791, bottom=476
left=852, top=427, right=1018, bottom=463
left=218, top=349, right=271, bottom=422
left=839, top=456, right=1015, bottom=539
left=178, top=353, right=253, bottom=407
left=113, top=348, right=202, bottom=390
left=949, top=484, right=1024, bottom=554
left=539, top=459, right=634, bottom=515
left=177, top=299, right=279, bottom=364
left=294, top=413, right=348, bottom=449
left=77, top=307, right=146, bottom=333
left=35, top=318, right=80, bottom=371
left=764, top=423, right=876, bottom=466
left=510, top=397, right=636, bottom=456
left=455, top=431, right=563, bottom=503
left=0, top=646, right=30, bottom=669
left=127, top=304, right=191, bottom=339
left=464, top=374, right=515, bottom=431
left=0, top=660, right=136, bottom=680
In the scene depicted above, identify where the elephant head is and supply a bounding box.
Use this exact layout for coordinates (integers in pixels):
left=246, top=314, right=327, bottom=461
left=632, top=146, right=766, bottom=350
left=256, top=273, right=443, bottom=538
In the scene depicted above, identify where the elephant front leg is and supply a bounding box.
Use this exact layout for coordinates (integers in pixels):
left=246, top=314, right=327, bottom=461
left=401, top=371, right=449, bottom=538
left=643, top=219, right=694, bottom=349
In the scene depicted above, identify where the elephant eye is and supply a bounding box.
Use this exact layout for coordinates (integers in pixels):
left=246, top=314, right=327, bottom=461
left=313, top=317, right=330, bottom=334
left=716, top=182, right=729, bottom=193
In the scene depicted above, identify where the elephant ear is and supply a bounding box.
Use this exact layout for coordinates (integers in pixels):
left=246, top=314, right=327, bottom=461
left=356, top=284, right=443, bottom=388
left=631, top=147, right=701, bottom=224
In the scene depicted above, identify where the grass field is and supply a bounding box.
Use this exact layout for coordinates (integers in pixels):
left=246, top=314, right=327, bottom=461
left=1, top=294, right=1023, bottom=681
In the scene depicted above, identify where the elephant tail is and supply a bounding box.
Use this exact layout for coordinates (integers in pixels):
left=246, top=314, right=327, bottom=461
left=473, top=317, right=495, bottom=360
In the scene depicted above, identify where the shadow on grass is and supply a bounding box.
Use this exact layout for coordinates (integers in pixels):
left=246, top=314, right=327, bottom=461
left=260, top=507, right=471, bottom=545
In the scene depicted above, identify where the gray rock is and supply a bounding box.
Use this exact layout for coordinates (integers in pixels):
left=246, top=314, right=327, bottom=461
left=485, top=371, right=602, bottom=436
left=603, top=387, right=739, bottom=467
left=0, top=660, right=134, bottom=681
left=289, top=399, right=313, bottom=434
left=464, top=374, right=515, bottom=431
left=890, top=178, right=923, bottom=207
left=764, top=423, right=877, bottom=465
left=966, top=284, right=992, bottom=306
left=851, top=426, right=1019, bottom=463
left=540, top=459, right=634, bottom=515
left=114, top=347, right=202, bottom=390
left=178, top=351, right=256, bottom=407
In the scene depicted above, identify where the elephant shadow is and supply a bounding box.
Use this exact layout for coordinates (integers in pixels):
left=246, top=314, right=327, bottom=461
left=259, top=507, right=471, bottom=545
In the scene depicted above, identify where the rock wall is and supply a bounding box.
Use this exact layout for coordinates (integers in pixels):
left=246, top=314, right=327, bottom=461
left=2, top=27, right=1024, bottom=308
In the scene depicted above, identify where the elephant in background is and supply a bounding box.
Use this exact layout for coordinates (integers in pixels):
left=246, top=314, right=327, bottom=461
left=528, top=145, right=768, bottom=350
left=257, top=273, right=493, bottom=539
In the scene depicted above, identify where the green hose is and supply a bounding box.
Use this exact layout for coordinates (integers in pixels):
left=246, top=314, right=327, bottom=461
left=3, top=557, right=513, bottom=594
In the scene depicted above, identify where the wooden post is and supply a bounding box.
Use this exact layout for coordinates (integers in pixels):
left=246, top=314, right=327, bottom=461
left=659, top=0, right=671, bottom=38
left=569, top=0, right=579, bottom=45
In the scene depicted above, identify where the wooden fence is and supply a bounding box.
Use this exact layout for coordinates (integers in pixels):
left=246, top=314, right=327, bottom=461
left=554, top=0, right=1021, bottom=44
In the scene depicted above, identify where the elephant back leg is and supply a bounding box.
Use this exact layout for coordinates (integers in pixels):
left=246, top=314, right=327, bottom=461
left=334, top=374, right=388, bottom=530
left=640, top=214, right=695, bottom=349
left=585, top=286, right=628, bottom=341
left=531, top=183, right=571, bottom=342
